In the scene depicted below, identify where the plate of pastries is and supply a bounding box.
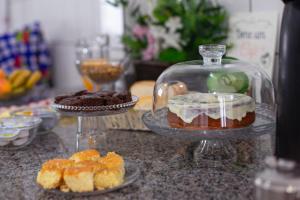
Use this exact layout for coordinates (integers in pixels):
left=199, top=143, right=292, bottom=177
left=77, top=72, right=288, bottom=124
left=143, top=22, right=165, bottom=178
left=36, top=149, right=139, bottom=196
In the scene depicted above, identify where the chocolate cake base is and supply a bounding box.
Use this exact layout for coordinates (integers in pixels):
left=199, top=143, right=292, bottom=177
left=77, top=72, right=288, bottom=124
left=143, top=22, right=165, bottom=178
left=167, top=111, right=255, bottom=130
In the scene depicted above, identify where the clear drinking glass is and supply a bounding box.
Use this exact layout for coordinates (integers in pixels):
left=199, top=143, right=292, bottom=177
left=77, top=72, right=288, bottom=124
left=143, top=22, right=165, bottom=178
left=75, top=34, right=124, bottom=91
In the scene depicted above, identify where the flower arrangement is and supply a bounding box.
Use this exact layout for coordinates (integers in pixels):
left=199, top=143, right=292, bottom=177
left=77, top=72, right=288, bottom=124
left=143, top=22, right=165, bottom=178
left=107, top=0, right=229, bottom=63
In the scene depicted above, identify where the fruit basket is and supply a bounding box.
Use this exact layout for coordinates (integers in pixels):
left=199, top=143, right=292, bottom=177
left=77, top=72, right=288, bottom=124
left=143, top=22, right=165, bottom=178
left=0, top=69, right=43, bottom=101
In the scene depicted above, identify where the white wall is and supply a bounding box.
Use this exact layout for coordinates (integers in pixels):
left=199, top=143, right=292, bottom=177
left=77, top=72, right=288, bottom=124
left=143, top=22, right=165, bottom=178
left=219, top=0, right=284, bottom=81
left=218, top=0, right=284, bottom=13
left=251, top=0, right=284, bottom=50
left=0, top=0, right=6, bottom=33
left=0, top=0, right=284, bottom=89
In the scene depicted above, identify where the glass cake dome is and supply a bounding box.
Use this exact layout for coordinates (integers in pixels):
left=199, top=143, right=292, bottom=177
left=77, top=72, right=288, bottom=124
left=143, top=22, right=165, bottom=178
left=151, top=44, right=275, bottom=131
left=142, top=44, right=276, bottom=167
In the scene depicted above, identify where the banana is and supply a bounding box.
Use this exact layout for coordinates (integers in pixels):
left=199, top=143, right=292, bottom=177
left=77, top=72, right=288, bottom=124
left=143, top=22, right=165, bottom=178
left=12, top=69, right=31, bottom=89
left=26, top=71, right=42, bottom=89
left=9, top=70, right=22, bottom=83
left=12, top=87, right=26, bottom=96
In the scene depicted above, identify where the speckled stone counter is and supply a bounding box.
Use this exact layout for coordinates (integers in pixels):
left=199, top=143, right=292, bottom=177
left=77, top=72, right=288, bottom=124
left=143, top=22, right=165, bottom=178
left=0, top=118, right=274, bottom=200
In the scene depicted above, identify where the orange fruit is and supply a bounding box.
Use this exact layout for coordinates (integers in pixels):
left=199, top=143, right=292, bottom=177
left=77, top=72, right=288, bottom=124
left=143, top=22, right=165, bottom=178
left=0, top=79, right=12, bottom=95
left=0, top=69, right=6, bottom=79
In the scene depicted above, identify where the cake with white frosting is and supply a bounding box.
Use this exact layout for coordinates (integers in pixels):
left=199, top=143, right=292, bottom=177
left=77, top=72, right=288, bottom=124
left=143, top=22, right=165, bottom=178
left=167, top=92, right=255, bottom=129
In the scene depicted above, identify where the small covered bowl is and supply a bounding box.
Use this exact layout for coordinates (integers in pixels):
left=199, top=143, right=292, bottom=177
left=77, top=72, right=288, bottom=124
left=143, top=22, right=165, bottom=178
left=12, top=107, right=60, bottom=134
left=0, top=116, right=42, bottom=149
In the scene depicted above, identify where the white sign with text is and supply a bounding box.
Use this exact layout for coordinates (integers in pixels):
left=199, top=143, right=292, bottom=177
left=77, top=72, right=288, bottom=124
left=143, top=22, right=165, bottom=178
left=228, top=12, right=278, bottom=77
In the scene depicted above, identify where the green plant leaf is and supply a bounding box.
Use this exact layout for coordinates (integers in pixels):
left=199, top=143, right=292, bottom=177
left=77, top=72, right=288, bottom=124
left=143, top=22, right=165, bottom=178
left=224, top=56, right=238, bottom=60
left=122, top=35, right=147, bottom=59
left=158, top=48, right=187, bottom=63
left=121, top=0, right=230, bottom=61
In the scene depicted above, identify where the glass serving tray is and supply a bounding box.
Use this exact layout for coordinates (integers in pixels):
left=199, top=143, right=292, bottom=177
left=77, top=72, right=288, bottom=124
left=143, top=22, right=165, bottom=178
left=142, top=104, right=275, bottom=141
left=41, top=161, right=140, bottom=196
left=52, top=96, right=139, bottom=117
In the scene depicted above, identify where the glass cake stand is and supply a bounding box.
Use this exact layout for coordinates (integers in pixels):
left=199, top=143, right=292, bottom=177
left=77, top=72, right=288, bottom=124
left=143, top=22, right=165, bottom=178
left=142, top=104, right=275, bottom=167
left=52, top=96, right=138, bottom=151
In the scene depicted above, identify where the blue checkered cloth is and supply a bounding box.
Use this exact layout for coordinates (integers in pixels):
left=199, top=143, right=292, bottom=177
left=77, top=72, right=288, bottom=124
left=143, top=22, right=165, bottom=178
left=0, top=22, right=50, bottom=77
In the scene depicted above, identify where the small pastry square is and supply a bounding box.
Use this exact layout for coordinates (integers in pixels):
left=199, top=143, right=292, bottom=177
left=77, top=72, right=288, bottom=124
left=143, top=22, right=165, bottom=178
left=63, top=166, right=94, bottom=192
left=36, top=159, right=74, bottom=189
left=94, top=168, right=124, bottom=190
left=69, top=149, right=101, bottom=162
left=75, top=160, right=105, bottom=172
left=95, top=152, right=125, bottom=190
left=41, top=159, right=74, bottom=169
left=37, top=167, right=61, bottom=189
left=98, top=152, right=125, bottom=175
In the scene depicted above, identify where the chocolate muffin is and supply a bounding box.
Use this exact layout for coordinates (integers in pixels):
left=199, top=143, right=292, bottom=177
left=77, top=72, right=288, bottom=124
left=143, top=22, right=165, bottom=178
left=54, top=90, right=132, bottom=107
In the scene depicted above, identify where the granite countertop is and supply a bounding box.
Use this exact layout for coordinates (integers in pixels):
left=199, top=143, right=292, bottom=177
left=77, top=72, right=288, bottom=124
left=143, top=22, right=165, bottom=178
left=0, top=118, right=273, bottom=200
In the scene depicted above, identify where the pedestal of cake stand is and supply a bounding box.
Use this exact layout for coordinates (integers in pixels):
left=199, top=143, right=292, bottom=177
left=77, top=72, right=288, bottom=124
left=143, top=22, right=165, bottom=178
left=76, top=116, right=107, bottom=152
left=52, top=95, right=139, bottom=152
left=192, top=139, right=237, bottom=168
left=142, top=105, right=275, bottom=168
